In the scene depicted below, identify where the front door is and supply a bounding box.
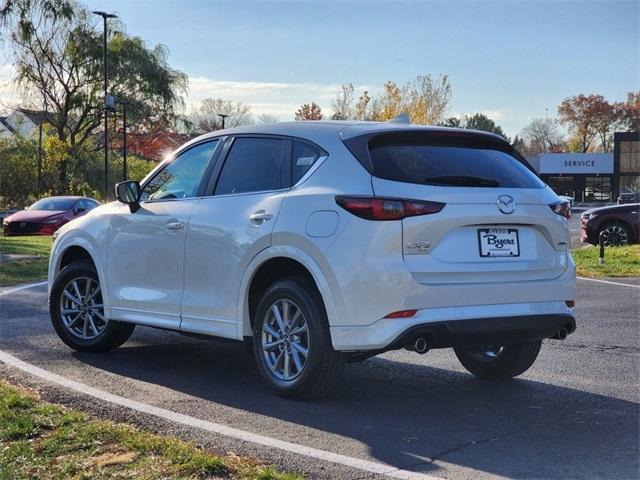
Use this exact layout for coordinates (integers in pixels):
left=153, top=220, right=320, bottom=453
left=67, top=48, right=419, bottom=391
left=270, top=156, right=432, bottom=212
left=107, top=140, right=219, bottom=329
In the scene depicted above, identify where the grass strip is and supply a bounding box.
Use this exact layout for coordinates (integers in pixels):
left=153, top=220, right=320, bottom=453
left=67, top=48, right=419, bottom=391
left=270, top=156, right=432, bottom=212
left=0, top=235, right=52, bottom=286
left=0, top=380, right=302, bottom=480
left=572, top=244, right=640, bottom=278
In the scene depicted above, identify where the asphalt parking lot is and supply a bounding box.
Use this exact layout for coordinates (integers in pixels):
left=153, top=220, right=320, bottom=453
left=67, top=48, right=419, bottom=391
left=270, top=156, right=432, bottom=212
left=0, top=278, right=638, bottom=479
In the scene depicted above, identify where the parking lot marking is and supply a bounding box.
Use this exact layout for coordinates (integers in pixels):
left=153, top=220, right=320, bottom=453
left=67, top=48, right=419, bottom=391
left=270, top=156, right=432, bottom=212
left=0, top=281, right=47, bottom=296
left=0, top=349, right=443, bottom=480
left=577, top=277, right=640, bottom=289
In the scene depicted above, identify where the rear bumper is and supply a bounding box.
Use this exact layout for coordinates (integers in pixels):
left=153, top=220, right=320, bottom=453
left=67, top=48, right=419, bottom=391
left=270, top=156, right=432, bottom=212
left=387, top=314, right=575, bottom=351
left=330, top=301, right=576, bottom=351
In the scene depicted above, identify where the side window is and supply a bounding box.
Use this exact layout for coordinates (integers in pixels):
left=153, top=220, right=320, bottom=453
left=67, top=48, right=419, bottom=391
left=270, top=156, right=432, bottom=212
left=141, top=140, right=218, bottom=202
left=215, top=137, right=286, bottom=195
left=292, top=141, right=324, bottom=185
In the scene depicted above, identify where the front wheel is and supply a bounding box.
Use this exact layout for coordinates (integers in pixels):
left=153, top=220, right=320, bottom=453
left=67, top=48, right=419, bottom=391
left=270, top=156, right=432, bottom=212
left=253, top=277, right=345, bottom=399
left=454, top=340, right=542, bottom=379
left=50, top=261, right=135, bottom=352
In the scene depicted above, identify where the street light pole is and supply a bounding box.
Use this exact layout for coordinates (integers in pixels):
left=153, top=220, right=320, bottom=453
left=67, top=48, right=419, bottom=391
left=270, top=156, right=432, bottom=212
left=118, top=100, right=130, bottom=181
left=218, top=113, right=228, bottom=130
left=92, top=11, right=117, bottom=200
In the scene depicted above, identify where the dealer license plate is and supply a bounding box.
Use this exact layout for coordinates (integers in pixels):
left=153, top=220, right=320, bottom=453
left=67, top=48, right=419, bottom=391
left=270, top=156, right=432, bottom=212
left=477, top=228, right=520, bottom=257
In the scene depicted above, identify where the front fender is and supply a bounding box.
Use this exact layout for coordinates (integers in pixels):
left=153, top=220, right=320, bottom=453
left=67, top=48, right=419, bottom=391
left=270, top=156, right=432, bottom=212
left=49, top=229, right=111, bottom=316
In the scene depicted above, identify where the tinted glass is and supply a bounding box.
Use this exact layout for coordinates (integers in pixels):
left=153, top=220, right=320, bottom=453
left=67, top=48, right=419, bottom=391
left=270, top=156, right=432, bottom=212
left=292, top=141, right=323, bottom=184
left=215, top=138, right=285, bottom=195
left=29, top=198, right=76, bottom=211
left=141, top=141, right=218, bottom=202
left=369, top=136, right=544, bottom=189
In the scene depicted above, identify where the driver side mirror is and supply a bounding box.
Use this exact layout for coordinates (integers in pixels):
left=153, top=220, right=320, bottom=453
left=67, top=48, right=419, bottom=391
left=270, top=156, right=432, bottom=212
left=73, top=206, right=86, bottom=215
left=115, top=180, right=141, bottom=213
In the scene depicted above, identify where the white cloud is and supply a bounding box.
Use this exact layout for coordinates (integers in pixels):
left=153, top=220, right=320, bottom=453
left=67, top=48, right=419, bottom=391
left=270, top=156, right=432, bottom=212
left=449, top=109, right=507, bottom=122
left=185, top=76, right=371, bottom=119
left=0, top=64, right=22, bottom=112
left=480, top=109, right=506, bottom=121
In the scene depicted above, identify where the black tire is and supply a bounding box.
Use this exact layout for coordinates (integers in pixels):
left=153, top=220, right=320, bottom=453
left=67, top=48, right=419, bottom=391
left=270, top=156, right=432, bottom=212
left=252, top=277, right=345, bottom=399
left=49, top=261, right=135, bottom=352
left=598, top=221, right=631, bottom=246
left=454, top=340, right=542, bottom=379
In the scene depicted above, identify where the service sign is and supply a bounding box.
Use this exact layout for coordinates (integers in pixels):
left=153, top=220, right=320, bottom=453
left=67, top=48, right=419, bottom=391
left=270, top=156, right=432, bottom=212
left=539, top=153, right=613, bottom=175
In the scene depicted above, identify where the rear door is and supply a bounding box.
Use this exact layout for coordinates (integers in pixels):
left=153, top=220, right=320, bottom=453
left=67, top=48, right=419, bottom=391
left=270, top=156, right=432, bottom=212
left=364, top=131, right=570, bottom=284
left=180, top=136, right=291, bottom=338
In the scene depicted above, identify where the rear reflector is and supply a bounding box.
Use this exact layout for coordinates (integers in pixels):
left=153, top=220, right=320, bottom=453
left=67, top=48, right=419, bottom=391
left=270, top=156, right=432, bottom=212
left=565, top=300, right=575, bottom=308
left=550, top=201, right=571, bottom=219
left=384, top=309, right=418, bottom=319
left=335, top=196, right=444, bottom=220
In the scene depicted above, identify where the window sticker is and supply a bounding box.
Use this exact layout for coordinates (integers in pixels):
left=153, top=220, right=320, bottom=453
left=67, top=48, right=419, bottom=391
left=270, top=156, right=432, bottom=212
left=296, top=156, right=315, bottom=166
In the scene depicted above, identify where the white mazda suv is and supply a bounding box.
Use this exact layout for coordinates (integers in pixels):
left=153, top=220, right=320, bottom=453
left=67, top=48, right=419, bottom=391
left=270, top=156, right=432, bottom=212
left=48, top=121, right=576, bottom=398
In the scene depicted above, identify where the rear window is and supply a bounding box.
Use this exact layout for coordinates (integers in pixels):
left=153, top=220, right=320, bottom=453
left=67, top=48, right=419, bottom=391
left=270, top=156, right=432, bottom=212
left=366, top=133, right=544, bottom=189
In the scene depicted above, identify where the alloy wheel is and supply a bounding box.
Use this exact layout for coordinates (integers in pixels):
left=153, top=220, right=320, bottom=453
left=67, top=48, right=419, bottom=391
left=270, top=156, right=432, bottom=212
left=59, top=276, right=107, bottom=340
left=261, top=299, right=309, bottom=381
left=600, top=225, right=629, bottom=246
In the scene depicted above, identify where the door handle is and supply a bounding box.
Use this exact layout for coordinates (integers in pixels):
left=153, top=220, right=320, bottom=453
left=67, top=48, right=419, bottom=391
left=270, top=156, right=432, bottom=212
left=165, top=221, right=184, bottom=230
left=249, top=210, right=273, bottom=224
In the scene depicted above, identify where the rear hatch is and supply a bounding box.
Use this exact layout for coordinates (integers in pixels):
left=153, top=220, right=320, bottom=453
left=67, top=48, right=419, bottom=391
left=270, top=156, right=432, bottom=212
left=344, top=129, right=570, bottom=285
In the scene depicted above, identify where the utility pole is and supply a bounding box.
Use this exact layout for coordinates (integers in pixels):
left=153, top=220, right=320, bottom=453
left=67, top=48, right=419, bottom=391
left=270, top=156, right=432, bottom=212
left=92, top=11, right=117, bottom=200
left=119, top=100, right=130, bottom=181
left=218, top=113, right=228, bottom=130
left=37, top=122, right=42, bottom=195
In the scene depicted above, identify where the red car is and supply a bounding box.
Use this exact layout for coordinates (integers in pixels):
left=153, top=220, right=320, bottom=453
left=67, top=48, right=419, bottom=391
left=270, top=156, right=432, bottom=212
left=3, top=196, right=100, bottom=236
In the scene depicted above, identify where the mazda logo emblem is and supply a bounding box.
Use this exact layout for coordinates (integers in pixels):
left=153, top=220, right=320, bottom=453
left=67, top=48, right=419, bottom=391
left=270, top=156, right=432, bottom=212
left=497, top=195, right=516, bottom=214
left=20, top=222, right=26, bottom=227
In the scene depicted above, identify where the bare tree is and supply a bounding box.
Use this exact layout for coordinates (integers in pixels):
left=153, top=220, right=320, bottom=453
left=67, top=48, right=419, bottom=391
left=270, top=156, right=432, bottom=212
left=406, top=74, right=452, bottom=125
left=354, top=90, right=371, bottom=121
left=331, top=83, right=355, bottom=120
left=256, top=113, right=279, bottom=124
left=192, top=98, right=253, bottom=132
left=521, top=118, right=564, bottom=154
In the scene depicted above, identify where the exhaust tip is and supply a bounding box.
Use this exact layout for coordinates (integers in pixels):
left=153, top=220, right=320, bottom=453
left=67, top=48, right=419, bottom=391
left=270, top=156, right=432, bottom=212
left=553, top=328, right=568, bottom=340
left=414, top=337, right=429, bottom=354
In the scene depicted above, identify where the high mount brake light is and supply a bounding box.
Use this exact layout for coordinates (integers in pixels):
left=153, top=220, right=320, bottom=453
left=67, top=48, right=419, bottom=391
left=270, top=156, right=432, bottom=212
left=549, top=201, right=571, bottom=219
left=335, top=196, right=445, bottom=220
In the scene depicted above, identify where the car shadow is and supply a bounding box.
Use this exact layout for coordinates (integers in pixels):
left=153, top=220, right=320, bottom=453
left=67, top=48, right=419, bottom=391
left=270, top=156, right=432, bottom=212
left=72, top=332, right=639, bottom=479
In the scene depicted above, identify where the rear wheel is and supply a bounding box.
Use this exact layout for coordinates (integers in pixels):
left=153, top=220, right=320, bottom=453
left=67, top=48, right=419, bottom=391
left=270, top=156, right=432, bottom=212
left=454, top=340, right=542, bottom=379
left=253, top=277, right=345, bottom=399
left=598, top=221, right=631, bottom=246
left=50, top=261, right=135, bottom=352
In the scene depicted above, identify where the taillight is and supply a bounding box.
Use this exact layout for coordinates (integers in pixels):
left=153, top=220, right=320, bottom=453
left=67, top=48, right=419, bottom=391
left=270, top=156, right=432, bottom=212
left=549, top=201, right=571, bottom=219
left=335, top=196, right=444, bottom=220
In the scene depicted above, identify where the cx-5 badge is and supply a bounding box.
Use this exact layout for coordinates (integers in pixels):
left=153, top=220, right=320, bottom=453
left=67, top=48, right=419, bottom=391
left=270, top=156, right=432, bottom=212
left=406, top=241, right=431, bottom=251
left=497, top=195, right=516, bottom=214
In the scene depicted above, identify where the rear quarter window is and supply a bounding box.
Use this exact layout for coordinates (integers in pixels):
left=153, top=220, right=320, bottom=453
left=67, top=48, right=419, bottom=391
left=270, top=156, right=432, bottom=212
left=361, top=132, right=545, bottom=189
left=292, top=141, right=325, bottom=185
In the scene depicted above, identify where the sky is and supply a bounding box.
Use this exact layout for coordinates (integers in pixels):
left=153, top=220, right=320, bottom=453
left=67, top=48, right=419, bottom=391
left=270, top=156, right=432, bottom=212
left=2, top=0, right=639, bottom=137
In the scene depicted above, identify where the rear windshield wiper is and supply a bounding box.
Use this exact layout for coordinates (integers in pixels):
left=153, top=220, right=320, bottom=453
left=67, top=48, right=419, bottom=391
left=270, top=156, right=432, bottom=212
left=423, top=175, right=501, bottom=187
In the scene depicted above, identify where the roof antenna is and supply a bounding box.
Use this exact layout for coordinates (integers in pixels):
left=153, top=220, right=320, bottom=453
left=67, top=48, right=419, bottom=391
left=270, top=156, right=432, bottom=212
left=387, top=113, right=411, bottom=124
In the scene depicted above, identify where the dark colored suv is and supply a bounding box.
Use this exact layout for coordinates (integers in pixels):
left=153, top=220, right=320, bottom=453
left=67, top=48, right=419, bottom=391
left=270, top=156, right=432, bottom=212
left=581, top=203, right=640, bottom=246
